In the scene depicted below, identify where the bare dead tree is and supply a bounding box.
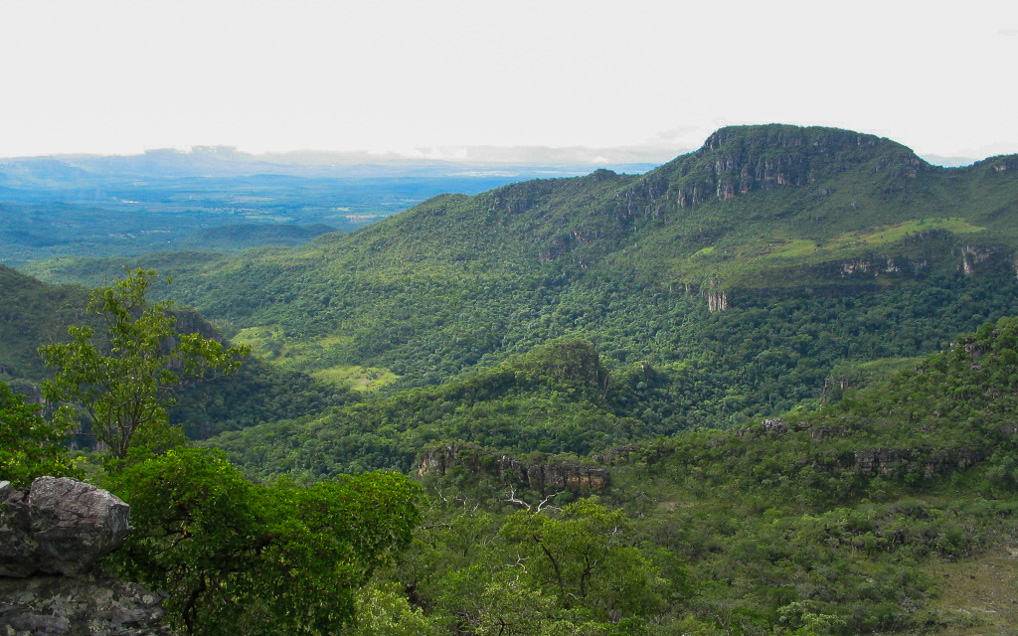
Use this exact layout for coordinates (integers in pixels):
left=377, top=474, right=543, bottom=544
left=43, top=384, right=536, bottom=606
left=536, top=491, right=565, bottom=513
left=502, top=487, right=565, bottom=514
left=504, top=486, right=531, bottom=511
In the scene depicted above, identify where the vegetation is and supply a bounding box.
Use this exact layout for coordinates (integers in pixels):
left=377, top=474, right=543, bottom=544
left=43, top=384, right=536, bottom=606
left=25, top=126, right=1018, bottom=432
left=203, top=339, right=634, bottom=478
left=39, top=270, right=248, bottom=457
left=0, top=380, right=80, bottom=486
left=3, top=125, right=1018, bottom=633
left=104, top=447, right=421, bottom=636
left=0, top=264, right=343, bottom=442
left=386, top=316, right=1018, bottom=634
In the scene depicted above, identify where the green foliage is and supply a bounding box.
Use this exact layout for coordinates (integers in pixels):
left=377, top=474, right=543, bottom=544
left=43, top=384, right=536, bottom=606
left=39, top=269, right=248, bottom=457
left=342, top=582, right=443, bottom=635
left=1, top=264, right=344, bottom=442
left=5, top=126, right=1018, bottom=633
left=498, top=499, right=667, bottom=619
left=395, top=499, right=666, bottom=635
left=0, top=264, right=89, bottom=384
left=204, top=340, right=642, bottom=479
left=392, top=316, right=1018, bottom=634
left=202, top=262, right=1018, bottom=479
left=168, top=356, right=351, bottom=439
left=105, top=447, right=422, bottom=635
left=19, top=127, right=1018, bottom=444
left=0, top=380, right=79, bottom=486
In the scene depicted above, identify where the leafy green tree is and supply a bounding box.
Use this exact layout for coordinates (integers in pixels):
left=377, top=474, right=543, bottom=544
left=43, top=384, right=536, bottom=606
left=342, top=582, right=442, bottom=636
left=105, top=447, right=422, bottom=635
left=497, top=499, right=666, bottom=622
left=39, top=269, right=248, bottom=458
left=0, top=380, right=79, bottom=486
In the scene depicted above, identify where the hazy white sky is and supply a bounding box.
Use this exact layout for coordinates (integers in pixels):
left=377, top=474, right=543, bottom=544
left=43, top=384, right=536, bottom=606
left=1, top=0, right=1016, bottom=161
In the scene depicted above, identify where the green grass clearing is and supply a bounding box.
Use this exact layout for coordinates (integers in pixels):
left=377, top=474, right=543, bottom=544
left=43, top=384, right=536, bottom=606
left=311, top=365, right=400, bottom=392
left=766, top=218, right=985, bottom=260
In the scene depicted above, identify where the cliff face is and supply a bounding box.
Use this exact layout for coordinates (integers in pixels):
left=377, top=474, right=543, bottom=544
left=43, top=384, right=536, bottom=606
left=654, top=124, right=926, bottom=210
left=418, top=443, right=608, bottom=493
left=738, top=417, right=988, bottom=481
left=0, top=477, right=175, bottom=636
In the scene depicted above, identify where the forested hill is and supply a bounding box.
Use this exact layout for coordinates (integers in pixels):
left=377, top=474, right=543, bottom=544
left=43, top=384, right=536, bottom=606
left=0, top=265, right=344, bottom=440
left=28, top=124, right=1018, bottom=428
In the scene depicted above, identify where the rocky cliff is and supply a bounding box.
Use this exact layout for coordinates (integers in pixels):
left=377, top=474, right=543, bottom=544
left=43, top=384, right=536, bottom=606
left=418, top=443, right=608, bottom=493
left=0, top=477, right=174, bottom=635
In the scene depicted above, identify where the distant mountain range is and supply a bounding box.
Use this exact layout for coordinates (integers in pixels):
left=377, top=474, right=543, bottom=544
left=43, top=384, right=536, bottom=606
left=0, top=145, right=660, bottom=265
left=0, top=145, right=661, bottom=183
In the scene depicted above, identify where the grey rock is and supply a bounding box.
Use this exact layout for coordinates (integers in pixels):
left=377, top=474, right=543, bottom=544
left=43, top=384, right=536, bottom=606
left=0, top=572, right=175, bottom=635
left=0, top=477, right=131, bottom=577
left=1, top=478, right=175, bottom=634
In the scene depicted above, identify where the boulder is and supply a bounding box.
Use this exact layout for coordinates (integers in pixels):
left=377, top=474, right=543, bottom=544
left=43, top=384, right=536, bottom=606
left=0, top=477, right=131, bottom=577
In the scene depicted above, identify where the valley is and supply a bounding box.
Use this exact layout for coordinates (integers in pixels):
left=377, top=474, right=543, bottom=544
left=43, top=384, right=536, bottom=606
left=3, top=124, right=1018, bottom=634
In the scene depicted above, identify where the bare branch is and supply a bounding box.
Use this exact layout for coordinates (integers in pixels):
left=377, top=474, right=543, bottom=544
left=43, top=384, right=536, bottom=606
left=536, top=491, right=565, bottom=514
left=503, top=486, right=531, bottom=511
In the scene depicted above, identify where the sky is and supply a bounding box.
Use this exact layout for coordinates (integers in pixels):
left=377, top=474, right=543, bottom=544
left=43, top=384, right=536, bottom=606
left=1, top=0, right=1017, bottom=164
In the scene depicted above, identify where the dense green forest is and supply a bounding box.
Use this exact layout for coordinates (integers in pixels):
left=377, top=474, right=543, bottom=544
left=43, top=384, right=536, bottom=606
left=26, top=126, right=1018, bottom=425
left=4, top=124, right=1018, bottom=633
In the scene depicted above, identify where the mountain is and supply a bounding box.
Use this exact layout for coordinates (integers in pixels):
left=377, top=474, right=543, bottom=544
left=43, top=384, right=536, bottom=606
left=27, top=124, right=1018, bottom=431
left=1, top=146, right=657, bottom=266
left=8, top=125, right=1018, bottom=633
left=0, top=146, right=659, bottom=181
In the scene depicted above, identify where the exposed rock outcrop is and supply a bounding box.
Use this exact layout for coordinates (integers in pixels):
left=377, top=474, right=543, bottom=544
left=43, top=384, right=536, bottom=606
left=851, top=447, right=985, bottom=479
left=960, top=244, right=999, bottom=276
left=669, top=125, right=926, bottom=209
left=417, top=443, right=608, bottom=493
left=0, top=478, right=175, bottom=635
left=0, top=572, right=174, bottom=636
left=1, top=477, right=131, bottom=578
left=704, top=289, right=729, bottom=312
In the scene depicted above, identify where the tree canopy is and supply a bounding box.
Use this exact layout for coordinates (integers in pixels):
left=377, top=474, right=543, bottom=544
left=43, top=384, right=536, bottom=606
left=104, top=447, right=421, bottom=635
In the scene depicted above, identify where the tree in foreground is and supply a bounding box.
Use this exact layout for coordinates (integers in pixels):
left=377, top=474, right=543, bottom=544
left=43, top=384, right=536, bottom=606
left=105, top=447, right=422, bottom=635
left=39, top=269, right=248, bottom=458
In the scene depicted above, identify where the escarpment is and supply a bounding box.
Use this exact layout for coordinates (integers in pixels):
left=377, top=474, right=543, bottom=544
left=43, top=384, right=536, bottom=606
left=418, top=443, right=608, bottom=493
